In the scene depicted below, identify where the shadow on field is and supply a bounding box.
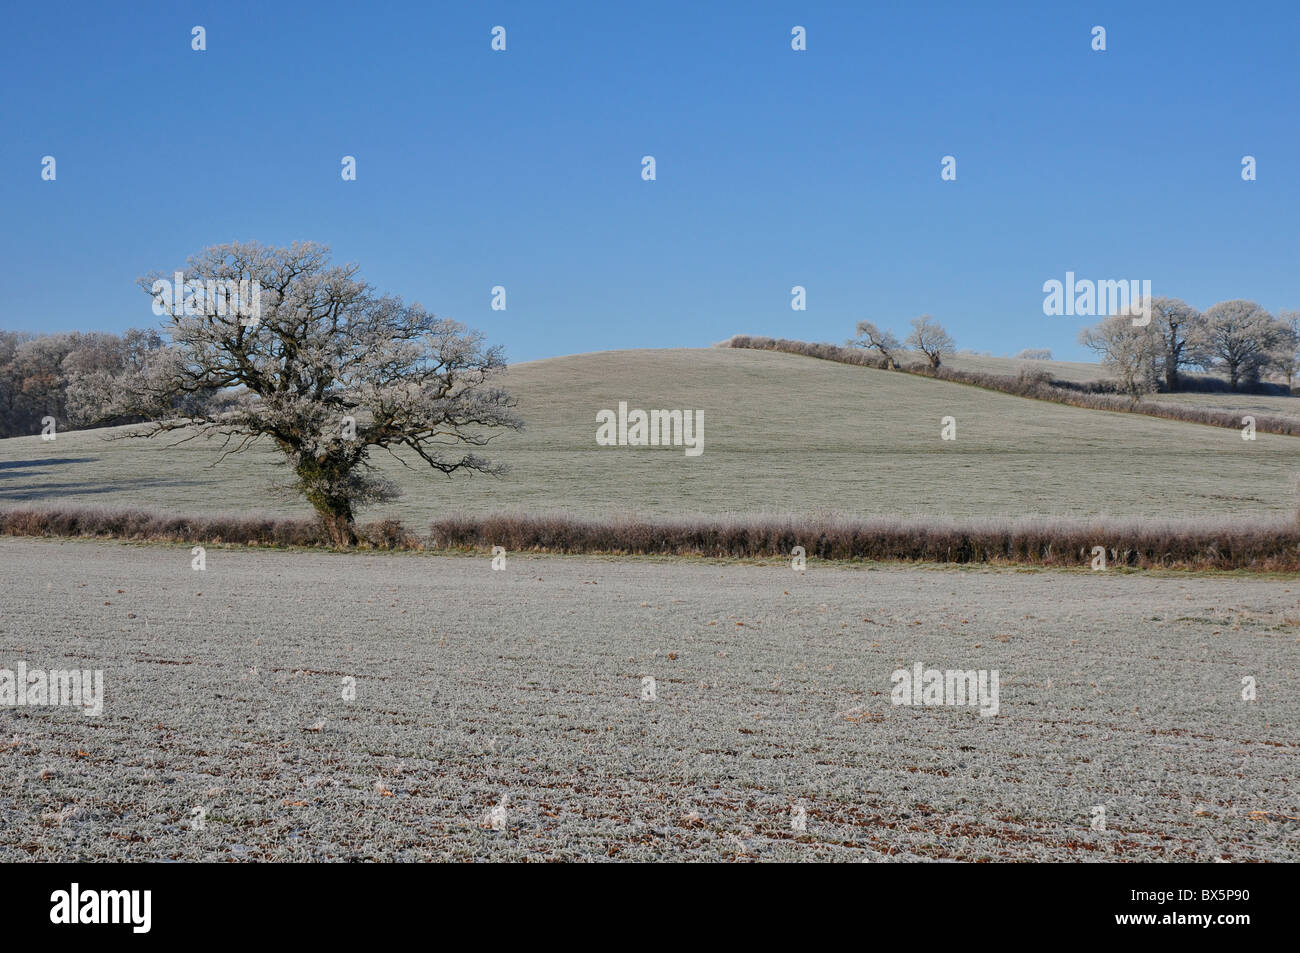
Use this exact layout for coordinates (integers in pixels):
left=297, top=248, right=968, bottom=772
left=0, top=475, right=205, bottom=500
left=0, top=457, right=100, bottom=473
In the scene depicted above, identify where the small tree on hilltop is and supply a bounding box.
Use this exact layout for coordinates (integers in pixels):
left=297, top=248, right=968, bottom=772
left=1200, top=299, right=1281, bottom=390
left=1146, top=296, right=1206, bottom=391
left=1272, top=309, right=1299, bottom=392
left=850, top=321, right=902, bottom=369
left=1080, top=312, right=1159, bottom=400
left=69, top=241, right=522, bottom=546
left=905, top=315, right=955, bottom=368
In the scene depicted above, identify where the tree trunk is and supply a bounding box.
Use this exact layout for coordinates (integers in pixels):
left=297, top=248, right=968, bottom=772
left=296, top=458, right=359, bottom=547
left=1165, top=364, right=1179, bottom=391
left=315, top=500, right=358, bottom=547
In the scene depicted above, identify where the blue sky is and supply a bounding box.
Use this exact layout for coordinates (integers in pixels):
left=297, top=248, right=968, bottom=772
left=2, top=1, right=1297, bottom=364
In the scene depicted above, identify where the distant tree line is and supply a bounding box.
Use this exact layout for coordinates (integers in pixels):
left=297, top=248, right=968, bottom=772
left=722, top=335, right=1300, bottom=437
left=1080, top=298, right=1299, bottom=397
left=851, top=315, right=956, bottom=369
left=846, top=299, right=1299, bottom=398
left=0, top=328, right=232, bottom=439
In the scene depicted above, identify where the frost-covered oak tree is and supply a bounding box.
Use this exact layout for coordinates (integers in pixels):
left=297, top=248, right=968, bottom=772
left=1201, top=300, right=1282, bottom=390
left=72, top=242, right=521, bottom=546
left=1079, top=312, right=1159, bottom=399
left=850, top=321, right=901, bottom=369
left=905, top=315, right=955, bottom=368
left=1145, top=297, right=1205, bottom=391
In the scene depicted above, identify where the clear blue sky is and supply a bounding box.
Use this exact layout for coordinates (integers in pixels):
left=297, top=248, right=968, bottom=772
left=2, top=1, right=1297, bottom=363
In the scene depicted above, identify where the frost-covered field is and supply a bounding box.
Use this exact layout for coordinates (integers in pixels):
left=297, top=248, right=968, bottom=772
left=3, top=348, right=1299, bottom=523
left=1, top=538, right=1297, bottom=861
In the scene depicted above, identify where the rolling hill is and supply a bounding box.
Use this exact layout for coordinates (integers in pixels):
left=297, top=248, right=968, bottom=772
left=0, top=347, right=1296, bottom=526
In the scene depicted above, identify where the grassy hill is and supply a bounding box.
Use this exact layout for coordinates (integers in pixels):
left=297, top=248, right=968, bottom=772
left=1, top=347, right=1297, bottom=526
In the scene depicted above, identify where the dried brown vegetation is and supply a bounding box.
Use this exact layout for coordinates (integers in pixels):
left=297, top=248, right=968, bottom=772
left=3, top=504, right=1297, bottom=571
left=428, top=511, right=1300, bottom=571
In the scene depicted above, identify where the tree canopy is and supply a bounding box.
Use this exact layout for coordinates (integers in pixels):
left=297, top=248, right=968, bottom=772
left=71, top=241, right=522, bottom=545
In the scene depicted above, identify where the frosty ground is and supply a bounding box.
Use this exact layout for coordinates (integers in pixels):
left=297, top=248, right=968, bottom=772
left=1, top=538, right=1296, bottom=861
left=5, top=349, right=1299, bottom=523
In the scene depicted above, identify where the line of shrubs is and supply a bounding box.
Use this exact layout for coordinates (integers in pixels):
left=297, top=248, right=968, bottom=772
left=717, top=335, right=1300, bottom=437
left=4, top=505, right=1296, bottom=571
left=428, top=512, right=1300, bottom=571
left=0, top=506, right=419, bottom=550
left=1048, top=374, right=1290, bottom=397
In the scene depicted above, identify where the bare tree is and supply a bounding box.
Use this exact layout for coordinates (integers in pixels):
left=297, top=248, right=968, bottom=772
left=1079, top=313, right=1159, bottom=399
left=850, top=321, right=902, bottom=369
left=0, top=331, right=147, bottom=437
left=1200, top=300, right=1281, bottom=390
left=10, top=334, right=75, bottom=424
left=69, top=241, right=522, bottom=546
left=1013, top=348, right=1053, bottom=361
left=1273, top=310, right=1300, bottom=392
left=1145, top=297, right=1205, bottom=391
left=905, top=315, right=955, bottom=368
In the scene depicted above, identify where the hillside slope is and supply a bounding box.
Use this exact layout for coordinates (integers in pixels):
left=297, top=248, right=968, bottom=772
left=945, top=352, right=1300, bottom=422
left=0, top=347, right=1295, bottom=523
